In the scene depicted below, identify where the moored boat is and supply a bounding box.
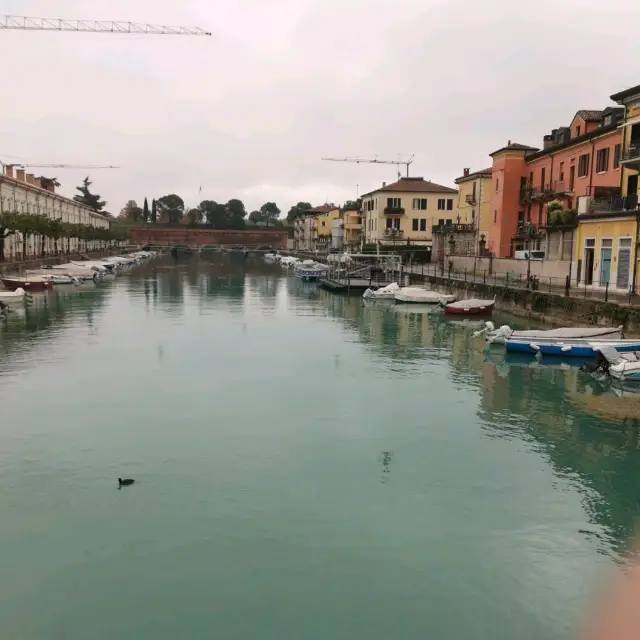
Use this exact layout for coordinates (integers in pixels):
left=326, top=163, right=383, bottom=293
left=294, top=260, right=328, bottom=281
left=443, top=296, right=496, bottom=315
left=505, top=337, right=640, bottom=357
left=363, top=282, right=400, bottom=300
left=477, top=321, right=624, bottom=345
left=0, top=287, right=28, bottom=300
left=394, top=287, right=456, bottom=304
left=596, top=347, right=640, bottom=383
left=1, top=276, right=53, bottom=292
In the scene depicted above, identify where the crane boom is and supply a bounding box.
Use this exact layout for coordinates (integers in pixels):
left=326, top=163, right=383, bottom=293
left=321, top=155, right=415, bottom=177
left=17, top=164, right=120, bottom=169
left=0, top=15, right=211, bottom=36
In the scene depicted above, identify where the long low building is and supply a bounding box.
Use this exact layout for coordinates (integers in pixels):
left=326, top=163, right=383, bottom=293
left=1, top=166, right=110, bottom=261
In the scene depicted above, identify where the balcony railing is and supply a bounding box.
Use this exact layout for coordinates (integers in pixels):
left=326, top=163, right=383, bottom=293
left=552, top=180, right=572, bottom=195
left=515, top=222, right=545, bottom=238
left=520, top=184, right=556, bottom=202
left=382, top=229, right=404, bottom=240
left=383, top=206, right=405, bottom=215
left=465, top=194, right=476, bottom=204
left=588, top=194, right=640, bottom=214
left=622, top=143, right=640, bottom=164
left=432, top=223, right=475, bottom=234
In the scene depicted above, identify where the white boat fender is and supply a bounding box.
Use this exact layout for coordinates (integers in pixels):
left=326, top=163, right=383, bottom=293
left=529, top=343, right=540, bottom=351
left=560, top=345, right=572, bottom=352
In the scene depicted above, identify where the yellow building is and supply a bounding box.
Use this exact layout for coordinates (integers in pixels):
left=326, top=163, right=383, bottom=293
left=574, top=84, right=640, bottom=292
left=315, top=205, right=341, bottom=251
left=360, top=177, right=458, bottom=247
left=343, top=208, right=362, bottom=248
left=454, top=167, right=492, bottom=252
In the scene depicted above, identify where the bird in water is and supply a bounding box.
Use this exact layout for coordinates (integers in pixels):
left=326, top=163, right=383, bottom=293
left=118, top=478, right=135, bottom=488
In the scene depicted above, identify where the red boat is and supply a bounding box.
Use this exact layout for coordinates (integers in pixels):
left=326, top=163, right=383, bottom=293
left=444, top=296, right=496, bottom=315
left=1, top=276, right=53, bottom=292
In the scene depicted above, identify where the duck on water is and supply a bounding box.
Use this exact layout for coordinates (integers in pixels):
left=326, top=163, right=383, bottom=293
left=118, top=478, right=135, bottom=488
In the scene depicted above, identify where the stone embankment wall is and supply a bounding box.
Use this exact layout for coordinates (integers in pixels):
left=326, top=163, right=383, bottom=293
left=0, top=249, right=128, bottom=276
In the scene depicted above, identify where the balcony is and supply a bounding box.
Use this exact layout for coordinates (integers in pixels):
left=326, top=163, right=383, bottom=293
left=585, top=194, right=640, bottom=215
left=432, top=223, right=475, bottom=234
left=552, top=180, right=572, bottom=195
left=514, top=222, right=545, bottom=238
left=383, top=206, right=405, bottom=215
left=382, top=229, right=404, bottom=241
left=465, top=194, right=476, bottom=205
left=621, top=143, right=640, bottom=169
left=520, top=184, right=556, bottom=203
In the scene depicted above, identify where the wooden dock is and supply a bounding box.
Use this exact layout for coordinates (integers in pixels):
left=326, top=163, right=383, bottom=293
left=319, top=277, right=396, bottom=293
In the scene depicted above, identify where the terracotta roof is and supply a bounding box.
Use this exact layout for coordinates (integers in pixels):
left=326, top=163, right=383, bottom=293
left=304, top=204, right=336, bottom=215
left=455, top=167, right=492, bottom=183
left=575, top=109, right=604, bottom=122
left=360, top=177, right=457, bottom=198
left=489, top=142, right=539, bottom=157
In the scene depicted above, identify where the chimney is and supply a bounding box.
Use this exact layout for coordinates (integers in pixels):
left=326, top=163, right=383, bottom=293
left=26, top=173, right=35, bottom=185
left=16, top=168, right=25, bottom=182
left=543, top=134, right=554, bottom=150
left=33, top=177, right=42, bottom=189
left=382, top=181, right=386, bottom=187
left=463, top=168, right=470, bottom=177
left=507, top=140, right=511, bottom=145
left=5, top=165, right=13, bottom=179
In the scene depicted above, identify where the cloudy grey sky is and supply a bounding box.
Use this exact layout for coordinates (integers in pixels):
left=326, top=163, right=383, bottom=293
left=1, top=0, right=639, bottom=215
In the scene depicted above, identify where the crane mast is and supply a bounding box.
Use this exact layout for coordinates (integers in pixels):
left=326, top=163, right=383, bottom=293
left=321, top=155, right=415, bottom=178
left=0, top=15, right=211, bottom=36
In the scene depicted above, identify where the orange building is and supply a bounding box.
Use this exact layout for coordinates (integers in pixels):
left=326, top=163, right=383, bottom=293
left=487, top=108, right=624, bottom=257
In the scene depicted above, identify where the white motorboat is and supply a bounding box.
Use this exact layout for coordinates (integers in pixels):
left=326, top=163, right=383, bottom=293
left=394, top=287, right=456, bottom=304
left=363, top=282, right=400, bottom=300
left=477, top=321, right=624, bottom=345
left=49, top=264, right=99, bottom=280
left=294, top=260, right=329, bottom=281
left=595, top=346, right=640, bottom=383
left=0, top=287, right=28, bottom=300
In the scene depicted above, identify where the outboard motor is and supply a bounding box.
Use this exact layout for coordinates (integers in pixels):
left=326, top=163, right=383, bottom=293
left=581, top=351, right=609, bottom=374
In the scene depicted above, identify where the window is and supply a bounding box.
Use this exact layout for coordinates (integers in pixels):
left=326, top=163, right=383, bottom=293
left=529, top=171, right=533, bottom=185
left=472, top=182, right=477, bottom=200
left=595, top=148, right=609, bottom=173
left=559, top=161, right=565, bottom=182
left=493, top=210, right=497, bottom=223
left=495, top=178, right=499, bottom=192
left=541, top=167, right=546, bottom=188
left=447, top=199, right=454, bottom=211
left=412, top=198, right=427, bottom=210
left=577, top=153, right=590, bottom=178
left=420, top=219, right=426, bottom=231
left=437, top=199, right=445, bottom=210
left=603, top=114, right=613, bottom=126
left=387, top=197, right=401, bottom=209
left=614, top=144, right=621, bottom=169
left=412, top=218, right=419, bottom=231
left=321, top=221, right=326, bottom=227
left=576, top=125, right=581, bottom=137
left=445, top=219, right=452, bottom=225
left=438, top=218, right=445, bottom=226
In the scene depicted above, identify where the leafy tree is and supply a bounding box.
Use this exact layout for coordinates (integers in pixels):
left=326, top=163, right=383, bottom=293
left=286, top=201, right=312, bottom=222
left=226, top=199, right=247, bottom=229
left=185, top=208, right=203, bottom=227
left=73, top=176, right=106, bottom=212
left=343, top=199, right=361, bottom=211
left=151, top=199, right=158, bottom=224
left=143, top=198, right=150, bottom=223
left=120, top=200, right=143, bottom=222
left=248, top=210, right=263, bottom=225
left=156, top=194, right=185, bottom=225
left=260, top=202, right=280, bottom=228
left=200, top=200, right=228, bottom=228
left=0, top=211, right=18, bottom=261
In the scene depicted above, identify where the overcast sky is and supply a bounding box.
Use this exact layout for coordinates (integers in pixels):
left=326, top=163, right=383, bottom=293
left=1, top=0, right=639, bottom=215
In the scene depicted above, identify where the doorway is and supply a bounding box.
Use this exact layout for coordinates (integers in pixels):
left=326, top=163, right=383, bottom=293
left=617, top=237, right=632, bottom=289
left=627, top=174, right=638, bottom=210
left=569, top=165, right=576, bottom=191
left=599, top=238, right=613, bottom=287
left=584, top=238, right=595, bottom=285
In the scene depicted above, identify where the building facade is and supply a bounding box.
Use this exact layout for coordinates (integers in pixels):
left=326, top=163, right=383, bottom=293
left=315, top=206, right=341, bottom=252
left=1, top=166, right=110, bottom=260
left=454, top=167, right=492, bottom=253
left=292, top=204, right=336, bottom=251
left=488, top=107, right=624, bottom=259
left=361, top=177, right=458, bottom=247
left=343, top=209, right=362, bottom=248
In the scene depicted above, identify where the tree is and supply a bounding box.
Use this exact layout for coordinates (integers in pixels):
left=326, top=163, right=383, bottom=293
left=151, top=199, right=157, bottom=224
left=0, top=211, right=18, bottom=261
left=286, top=201, right=312, bottom=222
left=73, top=176, right=106, bottom=212
left=343, top=199, right=361, bottom=211
left=156, top=194, right=185, bottom=225
left=185, top=208, right=203, bottom=227
left=120, top=200, right=143, bottom=222
left=260, top=202, right=281, bottom=228
left=248, top=210, right=263, bottom=225
left=226, top=199, right=247, bottom=229
left=143, top=198, right=150, bottom=223
left=200, top=200, right=228, bottom=228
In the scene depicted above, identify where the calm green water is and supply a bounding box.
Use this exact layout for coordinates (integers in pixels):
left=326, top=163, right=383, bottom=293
left=1, top=255, right=639, bottom=639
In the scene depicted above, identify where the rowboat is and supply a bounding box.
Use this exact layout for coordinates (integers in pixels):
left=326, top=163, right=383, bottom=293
left=394, top=287, right=456, bottom=304
left=476, top=321, right=624, bottom=345
left=443, top=296, right=496, bottom=315
left=505, top=337, right=640, bottom=357
left=1, top=276, right=53, bottom=292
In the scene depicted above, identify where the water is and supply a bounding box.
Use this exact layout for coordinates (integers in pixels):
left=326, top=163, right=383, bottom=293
left=1, top=255, right=639, bottom=639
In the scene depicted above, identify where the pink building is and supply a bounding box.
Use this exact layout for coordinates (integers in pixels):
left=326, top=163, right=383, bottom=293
left=488, top=108, right=624, bottom=257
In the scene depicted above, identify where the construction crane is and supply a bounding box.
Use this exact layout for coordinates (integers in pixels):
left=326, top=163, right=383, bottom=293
left=321, top=155, right=415, bottom=179
left=4, top=163, right=119, bottom=169
left=0, top=15, right=211, bottom=36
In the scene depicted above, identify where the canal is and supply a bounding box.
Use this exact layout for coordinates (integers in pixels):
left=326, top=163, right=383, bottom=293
left=1, top=254, right=639, bottom=639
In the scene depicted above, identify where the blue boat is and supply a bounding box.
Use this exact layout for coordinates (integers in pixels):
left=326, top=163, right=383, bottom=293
left=504, top=337, right=640, bottom=358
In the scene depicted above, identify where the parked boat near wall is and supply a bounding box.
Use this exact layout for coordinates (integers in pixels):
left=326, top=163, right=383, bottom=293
left=1, top=276, right=53, bottom=292
left=476, top=321, right=625, bottom=345
left=505, top=337, right=640, bottom=357
left=443, top=296, right=496, bottom=315
left=394, top=287, right=456, bottom=304
left=363, top=282, right=400, bottom=300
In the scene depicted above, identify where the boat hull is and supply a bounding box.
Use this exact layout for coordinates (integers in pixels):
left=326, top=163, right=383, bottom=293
left=445, top=302, right=495, bottom=315
left=505, top=339, right=640, bottom=357
left=487, top=326, right=623, bottom=345
left=1, top=278, right=52, bottom=292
